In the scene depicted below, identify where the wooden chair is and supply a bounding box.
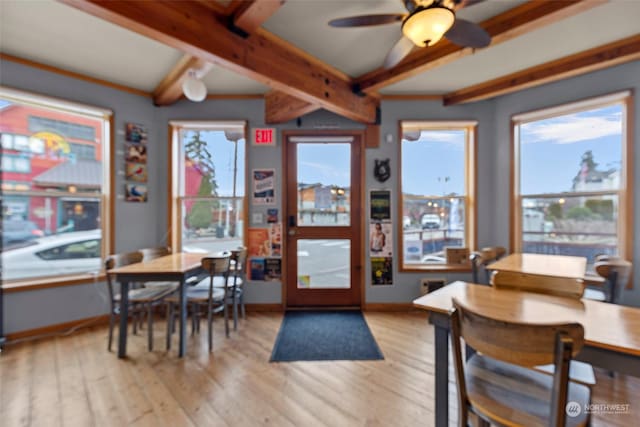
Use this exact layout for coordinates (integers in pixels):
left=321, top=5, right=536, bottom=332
left=191, top=246, right=248, bottom=330
left=470, top=246, right=506, bottom=284
left=583, top=257, right=632, bottom=303
left=105, top=252, right=177, bottom=352
left=166, top=254, right=231, bottom=352
left=451, top=298, right=591, bottom=427
left=489, top=270, right=596, bottom=388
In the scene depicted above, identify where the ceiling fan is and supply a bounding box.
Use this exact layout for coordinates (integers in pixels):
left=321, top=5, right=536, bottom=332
left=329, top=0, right=491, bottom=69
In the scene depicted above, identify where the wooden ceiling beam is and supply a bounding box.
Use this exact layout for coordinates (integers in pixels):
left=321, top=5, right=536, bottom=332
left=355, top=0, right=606, bottom=93
left=152, top=54, right=213, bottom=105
left=443, top=35, right=640, bottom=106
left=225, top=0, right=318, bottom=123
left=232, top=0, right=285, bottom=34
left=62, top=0, right=378, bottom=124
left=265, top=90, right=320, bottom=123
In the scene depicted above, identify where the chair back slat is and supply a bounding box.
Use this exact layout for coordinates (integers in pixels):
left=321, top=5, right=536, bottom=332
left=201, top=255, right=231, bottom=277
left=139, top=246, right=171, bottom=261
left=452, top=298, right=584, bottom=367
left=491, top=270, right=585, bottom=299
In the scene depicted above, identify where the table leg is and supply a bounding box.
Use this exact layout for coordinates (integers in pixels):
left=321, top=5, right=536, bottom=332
left=178, top=277, right=187, bottom=357
left=434, top=322, right=449, bottom=427
left=118, top=280, right=129, bottom=358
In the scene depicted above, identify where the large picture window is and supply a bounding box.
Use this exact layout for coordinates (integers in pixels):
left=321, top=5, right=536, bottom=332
left=512, top=91, right=633, bottom=265
left=169, top=121, right=246, bottom=253
left=0, top=86, right=112, bottom=283
left=399, top=121, right=476, bottom=271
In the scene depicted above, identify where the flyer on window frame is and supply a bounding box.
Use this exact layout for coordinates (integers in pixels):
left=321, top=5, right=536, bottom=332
left=252, top=169, right=276, bottom=205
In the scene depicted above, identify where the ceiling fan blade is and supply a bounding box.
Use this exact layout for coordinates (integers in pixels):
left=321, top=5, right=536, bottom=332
left=329, top=14, right=405, bottom=28
left=444, top=18, right=491, bottom=48
left=383, top=36, right=415, bottom=69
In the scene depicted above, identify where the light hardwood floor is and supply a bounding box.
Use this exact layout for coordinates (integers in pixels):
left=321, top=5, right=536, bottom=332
left=1, top=312, right=638, bottom=426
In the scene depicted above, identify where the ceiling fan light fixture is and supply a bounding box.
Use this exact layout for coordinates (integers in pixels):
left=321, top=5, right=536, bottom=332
left=182, top=71, right=207, bottom=102
left=402, top=5, right=455, bottom=48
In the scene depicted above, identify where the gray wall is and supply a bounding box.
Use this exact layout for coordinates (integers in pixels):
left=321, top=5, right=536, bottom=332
left=2, top=59, right=639, bottom=334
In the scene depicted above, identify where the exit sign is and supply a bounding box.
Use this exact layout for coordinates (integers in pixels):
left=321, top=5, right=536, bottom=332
left=253, top=128, right=276, bottom=146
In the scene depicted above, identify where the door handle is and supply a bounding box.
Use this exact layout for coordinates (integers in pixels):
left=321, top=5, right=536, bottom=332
left=288, top=215, right=296, bottom=236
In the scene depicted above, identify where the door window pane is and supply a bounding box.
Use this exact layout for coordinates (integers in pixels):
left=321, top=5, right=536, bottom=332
left=297, top=143, right=350, bottom=226
left=297, top=239, right=350, bottom=289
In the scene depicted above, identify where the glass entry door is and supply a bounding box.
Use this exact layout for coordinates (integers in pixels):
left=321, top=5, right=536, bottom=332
left=284, top=132, right=363, bottom=307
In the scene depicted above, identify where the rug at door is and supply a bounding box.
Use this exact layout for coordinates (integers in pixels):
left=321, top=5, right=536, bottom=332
left=270, top=311, right=384, bottom=362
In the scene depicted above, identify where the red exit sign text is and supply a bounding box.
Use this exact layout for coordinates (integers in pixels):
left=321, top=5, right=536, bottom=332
left=253, top=128, right=275, bottom=146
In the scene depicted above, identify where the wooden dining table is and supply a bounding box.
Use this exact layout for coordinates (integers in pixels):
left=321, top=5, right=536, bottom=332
left=413, top=281, right=640, bottom=427
left=487, top=252, right=587, bottom=279
left=108, top=252, right=206, bottom=358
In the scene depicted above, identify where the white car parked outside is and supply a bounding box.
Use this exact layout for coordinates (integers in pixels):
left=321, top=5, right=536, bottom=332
left=1, top=230, right=102, bottom=281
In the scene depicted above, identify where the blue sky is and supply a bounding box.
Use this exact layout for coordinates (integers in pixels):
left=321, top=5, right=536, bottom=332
left=184, top=130, right=246, bottom=196
left=402, top=130, right=465, bottom=196
left=519, top=104, right=622, bottom=194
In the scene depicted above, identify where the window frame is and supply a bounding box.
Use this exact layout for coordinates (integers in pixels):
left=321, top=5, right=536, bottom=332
left=398, top=120, right=477, bottom=272
left=168, top=120, right=248, bottom=253
left=510, top=91, right=634, bottom=280
left=0, top=86, right=113, bottom=291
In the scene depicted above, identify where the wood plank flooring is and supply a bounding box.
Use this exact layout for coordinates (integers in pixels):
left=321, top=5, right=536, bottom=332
left=1, top=312, right=638, bottom=426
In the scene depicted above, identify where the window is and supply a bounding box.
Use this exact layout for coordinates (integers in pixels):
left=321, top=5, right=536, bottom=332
left=512, top=91, right=633, bottom=265
left=169, top=121, right=247, bottom=253
left=399, top=121, right=476, bottom=271
left=0, top=86, right=112, bottom=283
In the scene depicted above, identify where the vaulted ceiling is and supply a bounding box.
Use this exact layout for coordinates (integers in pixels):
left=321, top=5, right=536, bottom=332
left=1, top=0, right=639, bottom=124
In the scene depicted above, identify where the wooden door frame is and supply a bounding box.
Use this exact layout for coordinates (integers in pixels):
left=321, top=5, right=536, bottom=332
left=281, top=129, right=366, bottom=308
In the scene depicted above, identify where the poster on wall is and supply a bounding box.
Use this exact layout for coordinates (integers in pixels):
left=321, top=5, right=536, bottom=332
left=125, top=144, right=147, bottom=163
left=252, top=169, right=276, bottom=205
left=267, top=208, right=279, bottom=223
left=265, top=258, right=282, bottom=281
left=125, top=162, right=148, bottom=182
left=249, top=257, right=266, bottom=280
left=369, top=222, right=393, bottom=257
left=125, top=122, right=148, bottom=144
left=247, top=228, right=270, bottom=257
left=370, top=190, right=391, bottom=221
left=269, top=223, right=282, bottom=257
left=125, top=183, right=148, bottom=202
left=371, top=257, right=393, bottom=285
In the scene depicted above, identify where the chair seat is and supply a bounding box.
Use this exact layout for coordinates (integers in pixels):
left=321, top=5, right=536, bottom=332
left=115, top=284, right=178, bottom=303
left=535, top=360, right=596, bottom=387
left=583, top=288, right=606, bottom=301
left=166, top=287, right=225, bottom=303
left=190, top=276, right=243, bottom=290
left=466, top=355, right=590, bottom=427
left=143, top=281, right=176, bottom=288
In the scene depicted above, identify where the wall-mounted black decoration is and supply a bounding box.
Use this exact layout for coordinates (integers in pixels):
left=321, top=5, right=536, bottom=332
left=374, top=158, right=391, bottom=182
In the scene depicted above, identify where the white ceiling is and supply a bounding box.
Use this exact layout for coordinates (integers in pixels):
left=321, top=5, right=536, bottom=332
left=1, top=0, right=639, bottom=99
